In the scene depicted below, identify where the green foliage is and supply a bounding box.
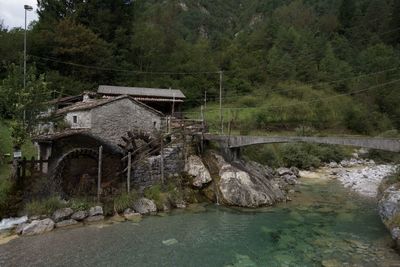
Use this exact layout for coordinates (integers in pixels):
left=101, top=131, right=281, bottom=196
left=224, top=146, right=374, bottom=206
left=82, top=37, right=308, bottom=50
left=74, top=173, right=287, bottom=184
left=243, top=143, right=349, bottom=169
left=24, top=196, right=66, bottom=216
left=0, top=178, right=13, bottom=218
left=69, top=198, right=93, bottom=212
left=113, top=191, right=138, bottom=214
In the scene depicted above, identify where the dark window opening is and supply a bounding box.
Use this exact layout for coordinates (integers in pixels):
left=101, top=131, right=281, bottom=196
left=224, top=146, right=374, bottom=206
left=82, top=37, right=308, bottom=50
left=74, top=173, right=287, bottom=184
left=73, top=116, right=78, bottom=124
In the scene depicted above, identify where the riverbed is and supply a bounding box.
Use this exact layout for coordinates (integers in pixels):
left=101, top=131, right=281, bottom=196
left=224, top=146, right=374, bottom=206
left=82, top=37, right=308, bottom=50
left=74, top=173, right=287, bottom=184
left=0, top=175, right=399, bottom=266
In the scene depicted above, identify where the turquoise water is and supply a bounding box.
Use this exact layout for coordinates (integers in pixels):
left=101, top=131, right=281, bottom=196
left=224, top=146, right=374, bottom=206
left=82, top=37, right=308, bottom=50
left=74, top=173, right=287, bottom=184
left=1, top=178, right=399, bottom=267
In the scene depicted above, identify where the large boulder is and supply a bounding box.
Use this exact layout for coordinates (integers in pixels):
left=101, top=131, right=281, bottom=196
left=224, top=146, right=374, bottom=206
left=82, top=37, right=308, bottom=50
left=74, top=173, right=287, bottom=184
left=186, top=155, right=212, bottom=188
left=89, top=206, right=103, bottom=217
left=52, top=208, right=74, bottom=222
left=71, top=210, right=88, bottom=221
left=213, top=154, right=285, bottom=208
left=379, top=185, right=400, bottom=222
left=133, top=198, right=157, bottom=215
left=21, top=219, right=55, bottom=236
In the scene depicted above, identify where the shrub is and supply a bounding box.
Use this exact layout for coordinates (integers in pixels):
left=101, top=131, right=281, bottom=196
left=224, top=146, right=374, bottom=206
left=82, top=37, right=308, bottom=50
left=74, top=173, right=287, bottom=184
left=0, top=178, right=13, bottom=218
left=69, top=198, right=94, bottom=212
left=113, top=191, right=138, bottom=214
left=281, top=144, right=321, bottom=169
left=24, top=196, right=66, bottom=216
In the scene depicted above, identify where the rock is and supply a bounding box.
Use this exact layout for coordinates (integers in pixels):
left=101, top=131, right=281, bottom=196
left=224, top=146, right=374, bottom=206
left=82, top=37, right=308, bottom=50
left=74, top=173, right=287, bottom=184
left=290, top=167, right=300, bottom=177
left=162, top=238, right=178, bottom=246
left=21, top=219, right=54, bottom=236
left=55, top=219, right=78, bottom=228
left=391, top=227, right=400, bottom=241
left=52, top=208, right=74, bottom=222
left=378, top=185, right=400, bottom=222
left=123, top=209, right=142, bottom=222
left=89, top=206, right=103, bottom=217
left=132, top=198, right=157, bottom=215
left=329, top=162, right=339, bottom=168
left=110, top=215, right=125, bottom=222
left=277, top=168, right=293, bottom=176
left=213, top=153, right=285, bottom=208
left=84, top=215, right=104, bottom=223
left=175, top=202, right=186, bottom=209
left=15, top=223, right=28, bottom=235
left=185, top=155, right=212, bottom=188
left=71, top=210, right=88, bottom=221
left=0, top=216, right=28, bottom=231
left=282, top=174, right=298, bottom=185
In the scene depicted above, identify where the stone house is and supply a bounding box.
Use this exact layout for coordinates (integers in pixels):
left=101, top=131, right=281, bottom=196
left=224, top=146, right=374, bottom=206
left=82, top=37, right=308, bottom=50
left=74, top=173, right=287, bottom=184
left=55, top=95, right=164, bottom=146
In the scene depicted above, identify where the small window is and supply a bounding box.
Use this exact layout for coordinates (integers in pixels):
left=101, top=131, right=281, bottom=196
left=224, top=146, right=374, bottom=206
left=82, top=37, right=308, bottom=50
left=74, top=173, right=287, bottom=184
left=73, top=115, right=78, bottom=124
left=153, top=121, right=157, bottom=127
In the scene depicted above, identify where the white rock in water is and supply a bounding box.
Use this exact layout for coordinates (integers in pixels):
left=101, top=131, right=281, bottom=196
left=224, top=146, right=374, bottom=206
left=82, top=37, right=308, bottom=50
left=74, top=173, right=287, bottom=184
left=0, top=216, right=28, bottom=231
left=185, top=155, right=212, bottom=188
left=214, top=154, right=285, bottom=208
left=162, top=238, right=178, bottom=246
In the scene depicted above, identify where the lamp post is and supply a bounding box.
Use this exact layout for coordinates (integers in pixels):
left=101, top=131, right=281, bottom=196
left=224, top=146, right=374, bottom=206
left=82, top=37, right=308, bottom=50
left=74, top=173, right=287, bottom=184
left=23, top=4, right=33, bottom=123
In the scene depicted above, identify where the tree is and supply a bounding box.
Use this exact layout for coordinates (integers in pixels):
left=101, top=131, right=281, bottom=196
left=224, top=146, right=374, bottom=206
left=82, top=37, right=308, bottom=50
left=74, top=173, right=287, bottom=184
left=339, top=0, right=356, bottom=30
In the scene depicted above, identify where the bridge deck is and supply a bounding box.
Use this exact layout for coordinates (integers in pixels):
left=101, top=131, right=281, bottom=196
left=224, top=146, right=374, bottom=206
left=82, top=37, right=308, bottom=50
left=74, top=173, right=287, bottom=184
left=204, top=134, right=400, bottom=152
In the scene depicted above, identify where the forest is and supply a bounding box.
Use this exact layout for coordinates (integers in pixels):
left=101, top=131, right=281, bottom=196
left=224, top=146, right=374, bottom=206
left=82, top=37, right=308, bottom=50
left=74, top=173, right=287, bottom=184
left=0, top=0, right=400, bottom=137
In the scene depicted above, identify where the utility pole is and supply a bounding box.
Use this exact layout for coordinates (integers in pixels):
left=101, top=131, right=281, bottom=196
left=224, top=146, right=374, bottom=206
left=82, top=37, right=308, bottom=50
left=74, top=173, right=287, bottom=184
left=127, top=152, right=131, bottom=192
left=23, top=5, right=33, bottom=124
left=97, top=146, right=103, bottom=202
left=204, top=90, right=207, bottom=109
left=219, top=70, right=223, bottom=134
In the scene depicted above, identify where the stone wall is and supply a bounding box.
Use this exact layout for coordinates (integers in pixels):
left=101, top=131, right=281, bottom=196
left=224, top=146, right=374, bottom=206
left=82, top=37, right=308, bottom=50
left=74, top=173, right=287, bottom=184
left=65, top=111, right=91, bottom=129
left=90, top=98, right=164, bottom=146
left=131, top=143, right=185, bottom=189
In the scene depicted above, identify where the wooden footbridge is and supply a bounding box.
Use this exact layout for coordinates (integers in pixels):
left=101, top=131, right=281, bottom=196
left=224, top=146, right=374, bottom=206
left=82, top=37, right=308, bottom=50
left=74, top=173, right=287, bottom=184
left=203, top=134, right=400, bottom=160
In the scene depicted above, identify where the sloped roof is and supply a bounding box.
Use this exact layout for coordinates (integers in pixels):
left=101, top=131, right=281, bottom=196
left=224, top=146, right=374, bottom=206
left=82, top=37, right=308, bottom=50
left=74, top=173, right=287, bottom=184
left=55, top=95, right=164, bottom=116
left=98, top=85, right=186, bottom=99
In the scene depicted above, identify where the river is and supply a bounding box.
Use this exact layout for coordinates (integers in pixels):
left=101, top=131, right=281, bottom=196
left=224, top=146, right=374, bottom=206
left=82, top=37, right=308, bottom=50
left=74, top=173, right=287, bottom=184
left=0, top=175, right=399, bottom=266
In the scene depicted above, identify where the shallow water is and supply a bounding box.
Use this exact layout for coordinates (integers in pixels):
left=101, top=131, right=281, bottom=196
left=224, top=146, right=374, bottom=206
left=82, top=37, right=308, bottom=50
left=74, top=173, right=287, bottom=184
left=1, top=178, right=400, bottom=267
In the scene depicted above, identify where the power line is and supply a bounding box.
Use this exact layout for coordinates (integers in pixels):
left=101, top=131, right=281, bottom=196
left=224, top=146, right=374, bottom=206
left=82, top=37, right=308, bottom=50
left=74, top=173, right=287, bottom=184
left=29, top=54, right=227, bottom=75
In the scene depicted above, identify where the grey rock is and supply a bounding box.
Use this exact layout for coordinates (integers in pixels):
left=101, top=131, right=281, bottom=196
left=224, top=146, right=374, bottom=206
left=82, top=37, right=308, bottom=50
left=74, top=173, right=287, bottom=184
left=185, top=155, right=212, bottom=188
left=84, top=215, right=104, bottom=223
left=214, top=153, right=285, bottom=208
left=89, top=206, right=103, bottom=217
left=56, top=219, right=78, bottom=228
left=290, top=167, right=300, bottom=177
left=391, top=227, right=400, bottom=240
left=133, top=198, right=157, bottom=215
left=15, top=223, right=28, bottom=235
left=71, top=210, right=88, bottom=221
left=378, top=185, right=400, bottom=222
left=283, top=174, right=298, bottom=185
left=123, top=209, right=142, bottom=222
left=329, top=162, right=339, bottom=168
left=277, top=168, right=293, bottom=176
left=21, top=219, right=55, bottom=236
left=52, top=208, right=74, bottom=222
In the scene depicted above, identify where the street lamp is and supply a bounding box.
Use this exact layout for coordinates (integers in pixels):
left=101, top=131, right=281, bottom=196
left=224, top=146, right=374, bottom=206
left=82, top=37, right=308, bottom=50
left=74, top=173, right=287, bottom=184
left=23, top=4, right=33, bottom=123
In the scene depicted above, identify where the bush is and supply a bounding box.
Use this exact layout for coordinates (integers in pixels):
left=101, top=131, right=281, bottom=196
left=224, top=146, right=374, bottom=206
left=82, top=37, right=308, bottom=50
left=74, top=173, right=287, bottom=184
left=0, top=178, right=13, bottom=218
left=69, top=198, right=94, bottom=212
left=144, top=184, right=170, bottom=209
left=113, top=191, right=138, bottom=214
left=24, top=196, right=66, bottom=216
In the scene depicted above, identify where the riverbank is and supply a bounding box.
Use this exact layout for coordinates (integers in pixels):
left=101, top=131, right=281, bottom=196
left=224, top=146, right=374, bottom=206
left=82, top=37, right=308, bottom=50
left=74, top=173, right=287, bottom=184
left=1, top=173, right=399, bottom=266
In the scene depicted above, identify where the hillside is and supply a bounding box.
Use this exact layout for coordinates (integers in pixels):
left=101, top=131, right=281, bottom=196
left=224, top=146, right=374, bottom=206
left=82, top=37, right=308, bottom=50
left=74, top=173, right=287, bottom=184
left=0, top=0, right=400, bottom=135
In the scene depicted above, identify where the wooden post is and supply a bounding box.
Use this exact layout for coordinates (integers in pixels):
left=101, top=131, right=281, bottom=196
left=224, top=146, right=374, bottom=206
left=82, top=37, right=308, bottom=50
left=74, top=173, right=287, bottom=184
left=160, top=135, right=165, bottom=185
left=97, top=146, right=103, bottom=202
left=127, top=152, right=131, bottom=193
left=200, top=105, right=205, bottom=153
left=22, top=157, right=27, bottom=179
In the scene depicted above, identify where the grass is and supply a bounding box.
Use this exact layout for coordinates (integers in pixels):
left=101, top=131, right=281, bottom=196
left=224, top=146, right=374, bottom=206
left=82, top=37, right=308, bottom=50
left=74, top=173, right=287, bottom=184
left=24, top=196, right=67, bottom=216
left=113, top=191, right=139, bottom=213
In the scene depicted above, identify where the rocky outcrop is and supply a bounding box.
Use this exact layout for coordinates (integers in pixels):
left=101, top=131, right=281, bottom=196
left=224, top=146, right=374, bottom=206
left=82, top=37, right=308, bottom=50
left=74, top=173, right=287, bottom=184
left=213, top=154, right=285, bottom=208
left=52, top=208, right=74, bottom=222
left=186, top=155, right=212, bottom=188
left=378, top=183, right=400, bottom=247
left=21, top=219, right=55, bottom=236
left=133, top=198, right=157, bottom=214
